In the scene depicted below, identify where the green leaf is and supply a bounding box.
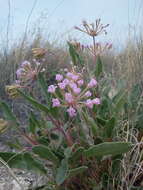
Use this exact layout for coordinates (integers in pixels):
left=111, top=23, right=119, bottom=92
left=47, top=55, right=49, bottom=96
left=64, top=144, right=78, bottom=159
left=29, top=112, right=42, bottom=134
left=38, top=73, right=50, bottom=104
left=105, top=117, right=116, bottom=138
left=0, top=152, right=46, bottom=174
left=84, top=142, right=132, bottom=158
left=23, top=153, right=47, bottom=174
left=69, top=147, right=84, bottom=163
left=88, top=117, right=99, bottom=137
left=32, top=145, right=59, bottom=165
left=68, top=166, right=88, bottom=178
left=95, top=56, right=103, bottom=78
left=18, top=90, right=49, bottom=113
left=7, top=142, right=22, bottom=150
left=64, top=147, right=72, bottom=159
left=0, top=101, right=18, bottom=125
left=56, top=158, right=68, bottom=185
left=96, top=117, right=107, bottom=126
left=82, top=112, right=98, bottom=137
left=37, top=136, right=50, bottom=146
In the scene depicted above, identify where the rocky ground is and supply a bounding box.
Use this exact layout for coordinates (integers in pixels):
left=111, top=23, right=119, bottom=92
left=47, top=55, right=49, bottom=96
left=0, top=139, right=48, bottom=190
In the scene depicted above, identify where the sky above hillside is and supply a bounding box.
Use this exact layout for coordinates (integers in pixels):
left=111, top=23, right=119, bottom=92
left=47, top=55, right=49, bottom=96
left=0, top=0, right=142, bottom=47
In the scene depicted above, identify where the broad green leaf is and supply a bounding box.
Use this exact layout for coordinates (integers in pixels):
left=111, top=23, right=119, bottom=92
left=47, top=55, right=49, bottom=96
left=18, top=90, right=49, bottom=113
left=69, top=147, right=84, bottom=163
left=0, top=101, right=18, bottom=125
left=56, top=158, right=68, bottom=185
left=64, top=144, right=78, bottom=159
left=0, top=152, right=46, bottom=174
left=68, top=166, right=88, bottom=178
left=23, top=153, right=46, bottom=174
left=84, top=142, right=132, bottom=158
left=64, top=147, right=72, bottom=159
left=29, top=112, right=42, bottom=134
left=32, top=145, right=59, bottom=165
left=37, top=136, right=50, bottom=146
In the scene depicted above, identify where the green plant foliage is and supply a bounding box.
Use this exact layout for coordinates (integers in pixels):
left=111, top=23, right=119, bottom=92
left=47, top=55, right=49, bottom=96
left=113, top=90, right=127, bottom=115
left=56, top=158, right=68, bottom=185
left=105, top=117, right=116, bottom=138
left=0, top=19, right=139, bottom=189
left=94, top=56, right=103, bottom=78
left=84, top=142, right=132, bottom=158
left=0, top=100, right=18, bottom=125
left=0, top=152, right=47, bottom=174
left=68, top=166, right=88, bottom=178
left=68, top=42, right=84, bottom=66
left=69, top=147, right=84, bottom=164
left=32, top=145, right=59, bottom=165
left=28, top=112, right=42, bottom=133
left=18, top=90, right=50, bottom=113
left=38, top=72, right=51, bottom=104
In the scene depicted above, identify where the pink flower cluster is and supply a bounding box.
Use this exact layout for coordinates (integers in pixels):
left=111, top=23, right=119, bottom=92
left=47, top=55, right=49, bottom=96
left=15, top=60, right=44, bottom=85
left=47, top=69, right=100, bottom=117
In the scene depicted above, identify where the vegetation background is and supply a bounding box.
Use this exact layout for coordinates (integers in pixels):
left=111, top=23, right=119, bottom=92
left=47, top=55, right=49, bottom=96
left=0, top=0, right=143, bottom=190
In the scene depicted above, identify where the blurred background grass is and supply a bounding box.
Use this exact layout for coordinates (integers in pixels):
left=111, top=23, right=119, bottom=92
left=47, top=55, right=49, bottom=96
left=1, top=25, right=143, bottom=98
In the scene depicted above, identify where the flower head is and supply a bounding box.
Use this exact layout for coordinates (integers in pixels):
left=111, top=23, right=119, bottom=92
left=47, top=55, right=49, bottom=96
left=63, top=78, right=70, bottom=85
left=71, top=74, right=79, bottom=81
left=67, top=107, right=77, bottom=117
left=66, top=72, right=73, bottom=78
left=85, top=99, right=94, bottom=109
left=21, top=61, right=31, bottom=68
left=48, top=68, right=101, bottom=117
left=16, top=68, right=25, bottom=79
left=77, top=79, right=84, bottom=86
left=35, top=61, right=41, bottom=66
left=65, top=93, right=74, bottom=104
left=52, top=98, right=61, bottom=107
left=66, top=72, right=79, bottom=81
left=87, top=78, right=97, bottom=88
left=92, top=98, right=101, bottom=105
left=85, top=91, right=92, bottom=97
left=58, top=82, right=66, bottom=89
left=56, top=74, right=63, bottom=81
left=15, top=59, right=44, bottom=86
left=69, top=82, right=77, bottom=89
left=48, top=85, right=57, bottom=93
left=73, top=87, right=81, bottom=94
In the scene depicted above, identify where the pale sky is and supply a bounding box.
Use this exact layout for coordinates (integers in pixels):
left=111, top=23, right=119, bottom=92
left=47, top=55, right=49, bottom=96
left=0, top=0, right=142, bottom=47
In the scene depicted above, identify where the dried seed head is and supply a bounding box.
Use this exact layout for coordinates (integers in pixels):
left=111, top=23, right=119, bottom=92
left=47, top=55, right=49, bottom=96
left=32, top=48, right=47, bottom=58
left=75, top=19, right=109, bottom=37
left=87, top=42, right=112, bottom=56
left=0, top=119, right=8, bottom=133
left=5, top=85, right=21, bottom=99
